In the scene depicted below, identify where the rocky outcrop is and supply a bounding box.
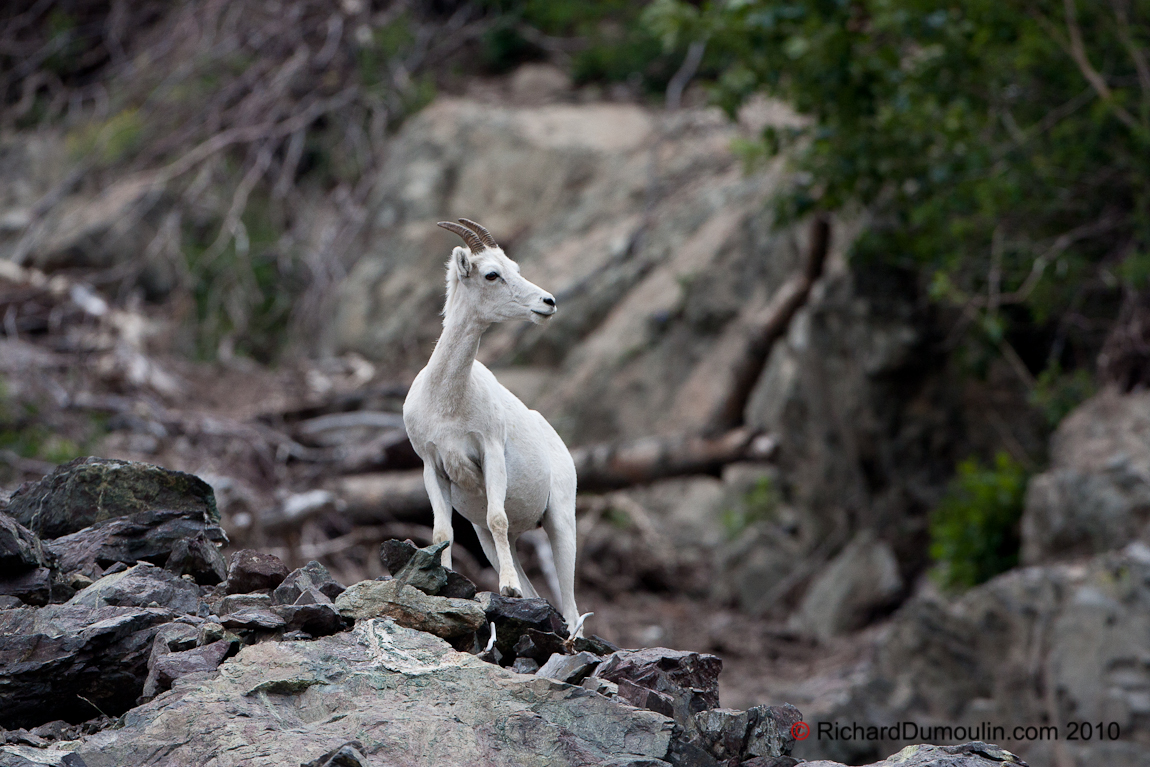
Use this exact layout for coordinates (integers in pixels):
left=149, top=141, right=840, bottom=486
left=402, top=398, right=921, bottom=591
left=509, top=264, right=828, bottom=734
left=1021, top=387, right=1150, bottom=564
left=792, top=546, right=1150, bottom=767
left=0, top=485, right=1025, bottom=767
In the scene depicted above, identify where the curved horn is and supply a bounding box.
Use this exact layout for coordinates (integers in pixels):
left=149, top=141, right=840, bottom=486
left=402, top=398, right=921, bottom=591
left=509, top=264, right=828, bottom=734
left=437, top=221, right=484, bottom=253
left=458, top=218, right=498, bottom=250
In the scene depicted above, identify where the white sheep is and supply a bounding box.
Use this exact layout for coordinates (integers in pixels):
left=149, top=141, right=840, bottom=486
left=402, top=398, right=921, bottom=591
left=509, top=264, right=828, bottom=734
left=403, top=219, right=583, bottom=635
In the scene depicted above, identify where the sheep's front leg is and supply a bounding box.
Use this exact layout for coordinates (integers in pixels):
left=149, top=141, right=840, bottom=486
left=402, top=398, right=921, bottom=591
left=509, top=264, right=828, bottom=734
left=482, top=439, right=521, bottom=597
left=423, top=462, right=455, bottom=569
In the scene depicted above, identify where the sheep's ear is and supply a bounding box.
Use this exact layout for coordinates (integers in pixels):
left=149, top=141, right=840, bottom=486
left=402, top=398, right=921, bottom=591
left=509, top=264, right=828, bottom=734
left=453, top=246, right=472, bottom=278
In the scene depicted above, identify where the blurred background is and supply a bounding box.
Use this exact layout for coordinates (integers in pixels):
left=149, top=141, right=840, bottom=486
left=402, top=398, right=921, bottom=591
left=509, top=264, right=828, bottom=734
left=2, top=1, right=1149, bottom=764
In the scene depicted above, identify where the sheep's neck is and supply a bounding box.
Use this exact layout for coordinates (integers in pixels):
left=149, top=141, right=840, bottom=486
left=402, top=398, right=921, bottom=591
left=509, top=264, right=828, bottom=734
left=426, top=308, right=487, bottom=406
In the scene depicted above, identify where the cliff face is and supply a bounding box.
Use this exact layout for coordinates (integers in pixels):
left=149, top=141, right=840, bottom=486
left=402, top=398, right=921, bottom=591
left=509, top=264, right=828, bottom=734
left=330, top=92, right=806, bottom=447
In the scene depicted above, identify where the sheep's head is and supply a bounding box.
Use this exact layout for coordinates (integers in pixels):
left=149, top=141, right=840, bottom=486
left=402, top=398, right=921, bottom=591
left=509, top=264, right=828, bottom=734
left=438, top=219, right=556, bottom=326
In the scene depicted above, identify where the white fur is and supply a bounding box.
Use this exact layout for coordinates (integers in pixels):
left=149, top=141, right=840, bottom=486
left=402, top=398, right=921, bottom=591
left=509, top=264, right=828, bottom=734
left=403, top=242, right=582, bottom=635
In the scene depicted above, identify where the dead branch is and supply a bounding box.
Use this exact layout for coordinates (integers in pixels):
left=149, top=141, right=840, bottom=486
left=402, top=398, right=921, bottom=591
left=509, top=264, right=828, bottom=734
left=709, top=215, right=831, bottom=431
left=571, top=428, right=775, bottom=492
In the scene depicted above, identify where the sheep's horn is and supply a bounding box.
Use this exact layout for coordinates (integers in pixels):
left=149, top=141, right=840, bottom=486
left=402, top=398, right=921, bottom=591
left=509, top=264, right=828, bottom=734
left=458, top=218, right=498, bottom=250
left=437, top=221, right=484, bottom=253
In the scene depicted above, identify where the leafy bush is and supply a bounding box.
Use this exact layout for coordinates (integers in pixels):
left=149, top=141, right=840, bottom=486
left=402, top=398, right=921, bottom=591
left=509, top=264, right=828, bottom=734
left=929, top=453, right=1028, bottom=590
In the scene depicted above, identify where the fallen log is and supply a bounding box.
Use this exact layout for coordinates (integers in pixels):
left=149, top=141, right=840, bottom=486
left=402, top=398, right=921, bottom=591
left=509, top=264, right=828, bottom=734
left=570, top=428, right=776, bottom=492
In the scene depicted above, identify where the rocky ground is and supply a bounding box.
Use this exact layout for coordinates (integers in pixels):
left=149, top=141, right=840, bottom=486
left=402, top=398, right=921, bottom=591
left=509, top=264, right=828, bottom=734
left=0, top=457, right=1032, bottom=767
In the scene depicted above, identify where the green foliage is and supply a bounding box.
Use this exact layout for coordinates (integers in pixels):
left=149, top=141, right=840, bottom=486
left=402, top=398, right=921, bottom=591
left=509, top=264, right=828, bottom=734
left=929, top=453, right=1028, bottom=590
left=0, top=379, right=84, bottom=475
left=647, top=0, right=1150, bottom=388
left=478, top=0, right=677, bottom=90
left=180, top=195, right=300, bottom=362
left=722, top=476, right=779, bottom=539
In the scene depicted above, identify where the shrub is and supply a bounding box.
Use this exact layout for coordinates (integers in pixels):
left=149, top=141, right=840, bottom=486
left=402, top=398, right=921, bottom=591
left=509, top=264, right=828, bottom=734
left=929, top=452, right=1028, bottom=590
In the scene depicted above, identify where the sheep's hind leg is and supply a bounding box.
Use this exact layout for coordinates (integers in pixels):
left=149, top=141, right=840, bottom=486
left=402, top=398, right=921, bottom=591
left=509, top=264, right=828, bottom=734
left=542, top=493, right=580, bottom=636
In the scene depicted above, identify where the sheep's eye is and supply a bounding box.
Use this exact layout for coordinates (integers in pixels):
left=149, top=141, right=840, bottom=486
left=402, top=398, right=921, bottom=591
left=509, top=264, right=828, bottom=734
left=485, top=272, right=499, bottom=282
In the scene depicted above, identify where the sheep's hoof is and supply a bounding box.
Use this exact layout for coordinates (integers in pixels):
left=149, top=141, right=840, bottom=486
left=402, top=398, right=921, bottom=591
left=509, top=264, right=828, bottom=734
left=500, top=585, right=522, bottom=598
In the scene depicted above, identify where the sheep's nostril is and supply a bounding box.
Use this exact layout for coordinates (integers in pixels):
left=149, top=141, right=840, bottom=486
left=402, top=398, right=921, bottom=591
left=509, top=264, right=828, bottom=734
left=542, top=297, right=555, bottom=307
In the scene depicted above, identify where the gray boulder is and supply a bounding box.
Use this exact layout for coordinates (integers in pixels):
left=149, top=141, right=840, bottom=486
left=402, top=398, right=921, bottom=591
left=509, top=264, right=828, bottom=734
left=805, top=743, right=1027, bottom=767
left=164, top=532, right=227, bottom=585
left=273, top=560, right=345, bottom=604
left=44, top=507, right=226, bottom=574
left=0, top=604, right=175, bottom=728
left=794, top=547, right=1150, bottom=766
left=0, top=568, right=52, bottom=607
left=0, top=515, right=52, bottom=576
left=477, top=592, right=569, bottom=661
left=536, top=651, right=601, bottom=685
left=335, top=580, right=486, bottom=640
left=67, top=562, right=200, bottom=615
left=1021, top=387, right=1150, bottom=564
left=793, top=531, right=903, bottom=641
left=6, top=457, right=218, bottom=539
left=225, top=550, right=289, bottom=594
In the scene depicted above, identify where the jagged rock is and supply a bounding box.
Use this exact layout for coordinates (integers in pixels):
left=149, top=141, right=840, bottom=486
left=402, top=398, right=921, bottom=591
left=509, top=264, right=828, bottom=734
left=582, top=676, right=619, bottom=697
left=199, top=621, right=225, bottom=644
left=225, top=550, right=289, bottom=594
left=378, top=538, right=419, bottom=574
left=618, top=680, right=676, bottom=718
left=273, top=588, right=344, bottom=637
left=513, top=627, right=567, bottom=664
left=593, top=648, right=722, bottom=735
left=1021, top=387, right=1150, bottom=564
left=67, top=562, right=200, bottom=615
left=71, top=619, right=676, bottom=766
left=797, top=548, right=1150, bottom=766
left=214, top=593, right=272, bottom=615
left=793, top=531, right=903, bottom=641
left=141, top=639, right=232, bottom=700
left=803, top=743, right=1028, bottom=767
left=0, top=567, right=52, bottom=606
left=335, top=580, right=485, bottom=640
left=693, top=705, right=802, bottom=762
left=536, top=651, right=601, bottom=684
left=0, top=604, right=175, bottom=728
left=741, top=758, right=799, bottom=767
left=476, top=592, right=568, bottom=661
left=511, top=657, right=540, bottom=674
left=219, top=608, right=286, bottom=632
left=301, top=741, right=367, bottom=767
left=45, top=507, right=227, bottom=573
left=0, top=596, right=22, bottom=609
left=273, top=560, right=345, bottom=604
left=6, top=457, right=218, bottom=539
left=0, top=515, right=52, bottom=576
left=151, top=622, right=200, bottom=653
left=380, top=539, right=477, bottom=599
left=573, top=634, right=621, bottom=656
left=164, top=531, right=227, bottom=585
